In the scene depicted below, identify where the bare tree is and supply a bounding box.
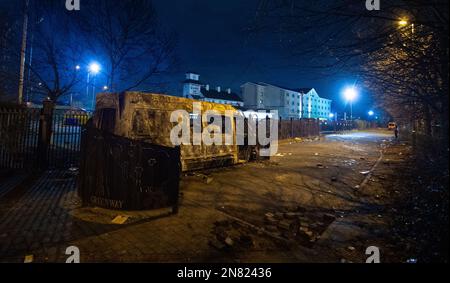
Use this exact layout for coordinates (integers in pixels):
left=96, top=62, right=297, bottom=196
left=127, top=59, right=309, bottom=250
left=365, top=22, right=446, bottom=137
left=78, top=0, right=177, bottom=93
left=27, top=1, right=85, bottom=105
left=249, top=0, right=449, bottom=141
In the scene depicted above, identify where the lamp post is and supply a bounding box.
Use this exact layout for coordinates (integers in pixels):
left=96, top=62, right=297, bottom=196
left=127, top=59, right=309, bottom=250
left=18, top=0, right=29, bottom=104
left=343, top=87, right=358, bottom=120
left=87, top=62, right=101, bottom=110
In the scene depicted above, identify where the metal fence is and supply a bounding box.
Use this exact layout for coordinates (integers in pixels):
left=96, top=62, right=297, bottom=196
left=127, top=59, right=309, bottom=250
left=278, top=118, right=320, bottom=140
left=0, top=107, right=91, bottom=170
left=0, top=108, right=40, bottom=170
left=320, top=120, right=356, bottom=132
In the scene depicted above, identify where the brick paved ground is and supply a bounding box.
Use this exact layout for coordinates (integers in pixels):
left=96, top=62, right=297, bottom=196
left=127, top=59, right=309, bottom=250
left=0, top=130, right=415, bottom=263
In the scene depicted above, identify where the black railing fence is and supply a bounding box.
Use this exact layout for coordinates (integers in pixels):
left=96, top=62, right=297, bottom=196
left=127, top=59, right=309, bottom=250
left=0, top=106, right=91, bottom=170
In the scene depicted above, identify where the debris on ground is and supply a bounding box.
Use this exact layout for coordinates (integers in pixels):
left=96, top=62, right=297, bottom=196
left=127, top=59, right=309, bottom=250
left=210, top=220, right=255, bottom=252
left=360, top=171, right=371, bottom=175
left=224, top=237, right=234, bottom=247
left=24, top=255, right=34, bottom=263
left=209, top=238, right=226, bottom=250
left=261, top=207, right=336, bottom=246
left=193, top=173, right=214, bottom=184
left=111, top=215, right=130, bottom=225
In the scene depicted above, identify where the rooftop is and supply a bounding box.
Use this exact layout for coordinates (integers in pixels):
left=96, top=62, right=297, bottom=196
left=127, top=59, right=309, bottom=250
left=201, top=88, right=243, bottom=102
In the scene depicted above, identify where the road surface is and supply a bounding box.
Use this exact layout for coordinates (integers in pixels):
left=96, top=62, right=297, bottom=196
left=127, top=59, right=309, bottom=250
left=0, top=129, right=418, bottom=263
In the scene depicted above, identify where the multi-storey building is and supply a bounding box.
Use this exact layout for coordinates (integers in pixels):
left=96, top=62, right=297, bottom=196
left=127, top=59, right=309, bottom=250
left=241, top=82, right=332, bottom=120
left=182, top=72, right=244, bottom=107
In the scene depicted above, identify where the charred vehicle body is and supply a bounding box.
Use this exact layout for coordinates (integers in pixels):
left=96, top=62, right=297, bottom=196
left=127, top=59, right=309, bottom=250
left=92, top=92, right=270, bottom=172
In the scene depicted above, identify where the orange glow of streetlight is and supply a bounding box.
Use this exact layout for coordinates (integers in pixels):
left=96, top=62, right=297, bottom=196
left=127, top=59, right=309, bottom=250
left=398, top=18, right=409, bottom=27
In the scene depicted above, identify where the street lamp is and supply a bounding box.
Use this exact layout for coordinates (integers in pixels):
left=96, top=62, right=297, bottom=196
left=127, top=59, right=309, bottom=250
left=88, top=62, right=101, bottom=74
left=87, top=62, right=101, bottom=110
left=343, top=87, right=358, bottom=120
left=368, top=110, right=374, bottom=116
left=398, top=19, right=408, bottom=27
left=398, top=17, right=415, bottom=34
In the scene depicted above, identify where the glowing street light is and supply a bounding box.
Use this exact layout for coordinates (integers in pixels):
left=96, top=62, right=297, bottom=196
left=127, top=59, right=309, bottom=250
left=343, top=87, right=358, bottom=120
left=103, top=85, right=109, bottom=91
left=398, top=19, right=409, bottom=27
left=344, top=87, right=357, bottom=102
left=398, top=17, right=415, bottom=35
left=88, top=62, right=101, bottom=74
left=75, top=65, right=81, bottom=70
left=368, top=110, right=374, bottom=116
left=329, top=113, right=335, bottom=119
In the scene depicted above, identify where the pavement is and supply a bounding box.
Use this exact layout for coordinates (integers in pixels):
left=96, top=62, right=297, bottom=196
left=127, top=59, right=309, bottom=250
left=0, top=129, right=415, bottom=263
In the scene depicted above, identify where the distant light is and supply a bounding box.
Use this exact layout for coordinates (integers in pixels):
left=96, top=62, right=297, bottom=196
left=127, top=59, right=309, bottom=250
left=343, top=87, right=358, bottom=102
left=368, top=110, right=374, bottom=116
left=88, top=62, right=101, bottom=74
left=329, top=113, right=335, bottom=118
left=75, top=65, right=81, bottom=70
left=103, top=86, right=108, bottom=91
left=398, top=19, right=409, bottom=27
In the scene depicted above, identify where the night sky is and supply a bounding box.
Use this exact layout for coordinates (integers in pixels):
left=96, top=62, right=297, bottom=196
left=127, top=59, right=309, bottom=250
left=153, top=0, right=373, bottom=117
left=1, top=0, right=374, bottom=117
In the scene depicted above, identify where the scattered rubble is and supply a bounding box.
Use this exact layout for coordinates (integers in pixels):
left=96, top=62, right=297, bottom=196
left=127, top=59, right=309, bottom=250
left=224, top=237, right=234, bottom=247
left=193, top=173, right=214, bottom=184
left=210, top=220, right=255, bottom=252
left=262, top=207, right=336, bottom=246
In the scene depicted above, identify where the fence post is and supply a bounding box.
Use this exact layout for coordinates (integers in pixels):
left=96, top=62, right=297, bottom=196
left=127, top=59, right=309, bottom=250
left=37, top=100, right=54, bottom=169
left=279, top=116, right=282, bottom=140
left=291, top=118, right=294, bottom=139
